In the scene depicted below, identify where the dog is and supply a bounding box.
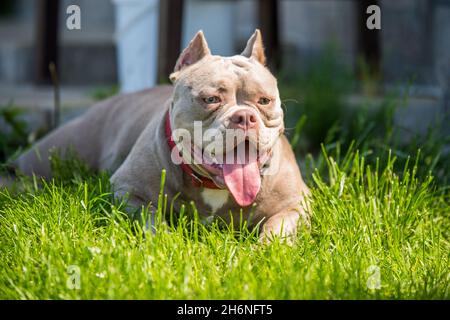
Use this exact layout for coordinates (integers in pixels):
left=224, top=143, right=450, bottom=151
left=12, top=30, right=310, bottom=241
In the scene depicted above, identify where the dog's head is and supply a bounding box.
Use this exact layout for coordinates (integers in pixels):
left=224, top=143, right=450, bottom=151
left=169, top=30, right=284, bottom=206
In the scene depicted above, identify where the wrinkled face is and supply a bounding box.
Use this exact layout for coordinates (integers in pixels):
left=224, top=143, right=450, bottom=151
left=168, top=30, right=284, bottom=206
left=171, top=54, right=283, bottom=156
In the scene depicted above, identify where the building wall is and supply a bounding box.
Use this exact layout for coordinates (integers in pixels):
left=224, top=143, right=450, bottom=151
left=0, top=0, right=117, bottom=85
left=58, top=0, right=116, bottom=85
left=280, top=0, right=357, bottom=68
left=0, top=0, right=448, bottom=92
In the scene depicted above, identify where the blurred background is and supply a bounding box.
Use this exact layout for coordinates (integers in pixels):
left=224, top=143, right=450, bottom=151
left=0, top=0, right=449, bottom=184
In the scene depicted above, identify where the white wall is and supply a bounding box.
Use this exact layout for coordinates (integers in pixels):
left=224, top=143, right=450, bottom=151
left=113, top=0, right=159, bottom=92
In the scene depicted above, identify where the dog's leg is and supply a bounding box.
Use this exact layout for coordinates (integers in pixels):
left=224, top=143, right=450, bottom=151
left=13, top=116, right=100, bottom=179
left=259, top=207, right=310, bottom=244
left=113, top=189, right=160, bottom=233
left=0, top=175, right=14, bottom=189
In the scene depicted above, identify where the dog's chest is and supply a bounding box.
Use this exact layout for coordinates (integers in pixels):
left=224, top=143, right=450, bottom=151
left=200, top=189, right=230, bottom=214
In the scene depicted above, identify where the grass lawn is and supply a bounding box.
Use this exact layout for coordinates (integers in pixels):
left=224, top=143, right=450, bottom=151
left=1, top=145, right=448, bottom=299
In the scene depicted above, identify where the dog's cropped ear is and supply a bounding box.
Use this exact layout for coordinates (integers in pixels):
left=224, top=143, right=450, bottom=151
left=170, top=30, right=211, bottom=82
left=241, top=29, right=266, bottom=66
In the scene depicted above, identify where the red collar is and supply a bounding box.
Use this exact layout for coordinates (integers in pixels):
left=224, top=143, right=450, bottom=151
left=165, top=110, right=221, bottom=189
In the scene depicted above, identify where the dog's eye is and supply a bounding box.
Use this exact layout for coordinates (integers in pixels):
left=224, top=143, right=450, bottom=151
left=203, top=96, right=221, bottom=104
left=258, top=97, right=271, bottom=105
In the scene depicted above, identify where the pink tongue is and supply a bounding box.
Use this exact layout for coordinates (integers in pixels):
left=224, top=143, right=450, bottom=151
left=222, top=153, right=261, bottom=207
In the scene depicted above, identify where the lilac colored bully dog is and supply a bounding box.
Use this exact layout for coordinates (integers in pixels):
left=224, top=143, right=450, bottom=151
left=13, top=30, right=310, bottom=241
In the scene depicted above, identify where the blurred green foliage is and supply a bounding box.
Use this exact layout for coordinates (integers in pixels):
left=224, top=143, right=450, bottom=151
left=0, top=104, right=29, bottom=164
left=278, top=49, right=449, bottom=187
left=280, top=48, right=353, bottom=150
left=90, top=85, right=119, bottom=101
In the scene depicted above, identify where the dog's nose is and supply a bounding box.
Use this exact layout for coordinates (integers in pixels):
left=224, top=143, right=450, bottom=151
left=229, top=109, right=258, bottom=130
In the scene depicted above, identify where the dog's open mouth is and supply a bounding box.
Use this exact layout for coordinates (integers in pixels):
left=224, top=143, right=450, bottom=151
left=190, top=140, right=272, bottom=207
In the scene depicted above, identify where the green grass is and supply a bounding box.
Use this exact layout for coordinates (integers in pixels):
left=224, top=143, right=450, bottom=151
left=1, top=145, right=448, bottom=299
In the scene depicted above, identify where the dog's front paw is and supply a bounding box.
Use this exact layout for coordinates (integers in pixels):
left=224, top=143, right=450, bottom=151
left=259, top=209, right=308, bottom=244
